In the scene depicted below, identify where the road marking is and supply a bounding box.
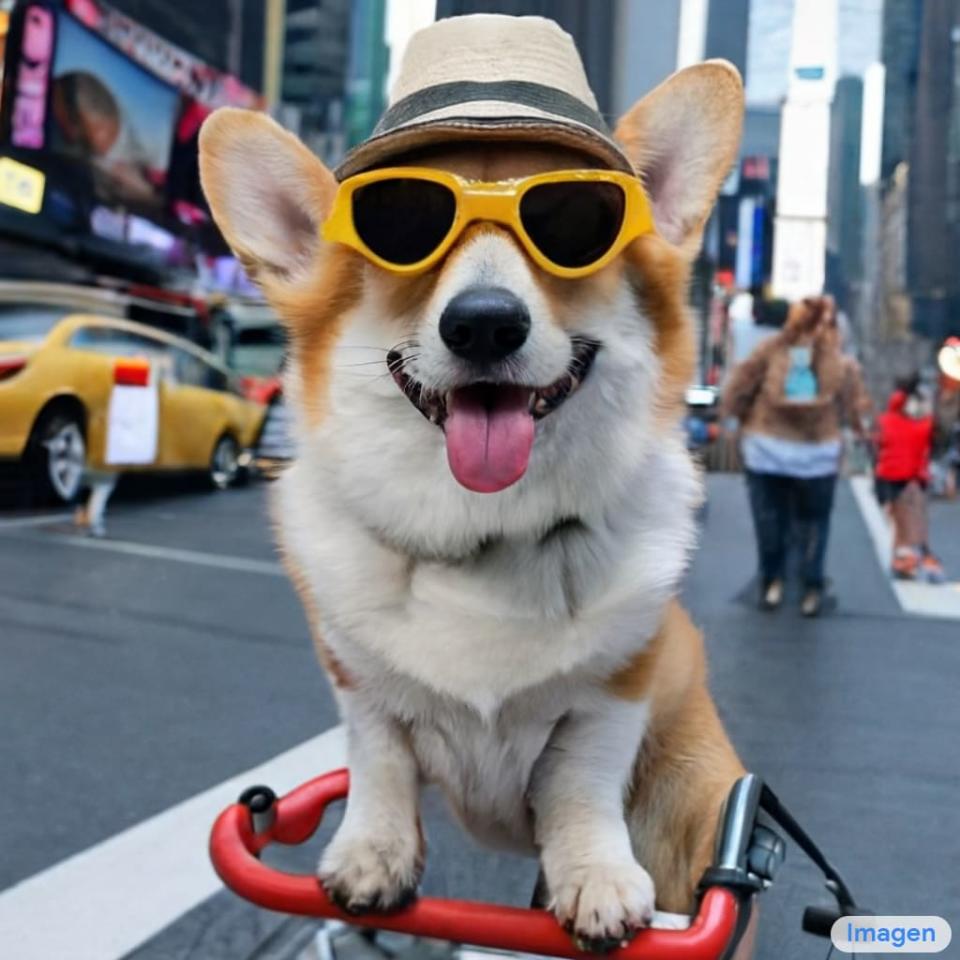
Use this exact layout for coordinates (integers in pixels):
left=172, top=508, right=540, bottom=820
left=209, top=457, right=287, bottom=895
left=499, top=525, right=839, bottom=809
left=0, top=512, right=72, bottom=529
left=849, top=476, right=960, bottom=620
left=13, top=530, right=286, bottom=576
left=849, top=476, right=894, bottom=566
left=0, top=725, right=346, bottom=960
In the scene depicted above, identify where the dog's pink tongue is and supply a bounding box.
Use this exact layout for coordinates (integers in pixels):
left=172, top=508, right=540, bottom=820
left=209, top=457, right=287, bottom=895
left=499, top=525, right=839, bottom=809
left=444, top=385, right=534, bottom=493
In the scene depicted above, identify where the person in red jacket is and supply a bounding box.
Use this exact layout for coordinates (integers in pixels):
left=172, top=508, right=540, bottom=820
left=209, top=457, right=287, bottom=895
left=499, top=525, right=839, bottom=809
left=874, top=375, right=945, bottom=581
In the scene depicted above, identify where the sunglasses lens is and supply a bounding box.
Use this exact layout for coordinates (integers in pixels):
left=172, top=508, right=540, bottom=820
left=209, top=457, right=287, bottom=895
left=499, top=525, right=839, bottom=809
left=352, top=178, right=456, bottom=265
left=519, top=181, right=626, bottom=269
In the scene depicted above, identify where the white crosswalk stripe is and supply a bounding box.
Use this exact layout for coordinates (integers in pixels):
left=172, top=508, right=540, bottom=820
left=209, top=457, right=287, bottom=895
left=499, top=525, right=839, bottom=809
left=849, top=475, right=960, bottom=619
left=0, top=726, right=346, bottom=960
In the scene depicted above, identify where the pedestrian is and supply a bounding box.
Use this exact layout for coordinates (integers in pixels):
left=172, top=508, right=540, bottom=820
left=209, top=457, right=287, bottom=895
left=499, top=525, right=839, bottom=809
left=73, top=356, right=157, bottom=539
left=721, top=296, right=871, bottom=616
left=73, top=470, right=118, bottom=539
left=874, top=375, right=946, bottom=582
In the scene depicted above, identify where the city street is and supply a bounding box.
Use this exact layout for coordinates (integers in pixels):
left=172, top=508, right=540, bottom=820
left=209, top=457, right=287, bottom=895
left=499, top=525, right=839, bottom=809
left=1, top=0, right=959, bottom=958
left=1, top=475, right=958, bottom=960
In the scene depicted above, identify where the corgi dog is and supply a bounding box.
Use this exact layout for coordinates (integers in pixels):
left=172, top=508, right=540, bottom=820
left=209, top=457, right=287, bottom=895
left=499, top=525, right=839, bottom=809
left=200, top=25, right=745, bottom=952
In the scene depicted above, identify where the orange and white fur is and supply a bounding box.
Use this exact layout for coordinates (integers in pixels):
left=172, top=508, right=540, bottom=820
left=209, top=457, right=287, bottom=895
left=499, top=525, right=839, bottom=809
left=200, top=61, right=746, bottom=951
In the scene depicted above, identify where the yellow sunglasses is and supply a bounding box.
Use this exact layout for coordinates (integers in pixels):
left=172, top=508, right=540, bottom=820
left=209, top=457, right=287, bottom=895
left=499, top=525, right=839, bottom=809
left=321, top=167, right=655, bottom=279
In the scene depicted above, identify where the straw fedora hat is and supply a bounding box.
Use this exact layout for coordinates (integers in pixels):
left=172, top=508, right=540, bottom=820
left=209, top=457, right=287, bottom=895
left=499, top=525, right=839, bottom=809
left=335, top=14, right=633, bottom=180
left=938, top=337, right=960, bottom=384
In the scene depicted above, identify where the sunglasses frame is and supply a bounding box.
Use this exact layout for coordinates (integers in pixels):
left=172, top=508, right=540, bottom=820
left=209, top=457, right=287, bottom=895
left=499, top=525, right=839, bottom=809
left=321, top=167, right=656, bottom=279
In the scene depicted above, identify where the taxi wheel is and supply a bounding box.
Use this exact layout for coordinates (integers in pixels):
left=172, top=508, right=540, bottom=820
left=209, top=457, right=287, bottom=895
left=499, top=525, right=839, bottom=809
left=209, top=434, right=240, bottom=491
left=28, top=408, right=87, bottom=505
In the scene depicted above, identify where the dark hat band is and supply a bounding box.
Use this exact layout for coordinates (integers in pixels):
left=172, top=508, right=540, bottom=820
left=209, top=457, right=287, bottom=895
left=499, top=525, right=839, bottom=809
left=373, top=80, right=612, bottom=138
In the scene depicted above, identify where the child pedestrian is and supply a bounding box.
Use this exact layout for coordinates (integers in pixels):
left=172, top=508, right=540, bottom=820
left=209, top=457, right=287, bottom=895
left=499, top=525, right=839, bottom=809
left=874, top=375, right=945, bottom=582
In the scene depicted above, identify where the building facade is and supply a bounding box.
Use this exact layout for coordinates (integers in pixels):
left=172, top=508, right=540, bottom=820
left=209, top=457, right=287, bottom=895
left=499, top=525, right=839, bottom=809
left=771, top=0, right=838, bottom=301
left=906, top=0, right=960, bottom=339
left=434, top=0, right=615, bottom=115
left=281, top=0, right=387, bottom=164
left=825, top=75, right=864, bottom=312
left=879, top=0, right=923, bottom=181
left=705, top=0, right=749, bottom=79
left=108, top=0, right=266, bottom=93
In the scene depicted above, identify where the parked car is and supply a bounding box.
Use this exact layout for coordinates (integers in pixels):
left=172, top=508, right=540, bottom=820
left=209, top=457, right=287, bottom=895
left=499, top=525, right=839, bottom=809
left=216, top=299, right=296, bottom=474
left=0, top=306, right=266, bottom=503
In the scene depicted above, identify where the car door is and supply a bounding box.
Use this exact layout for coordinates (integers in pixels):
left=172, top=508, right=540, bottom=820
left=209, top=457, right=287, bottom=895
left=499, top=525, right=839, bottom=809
left=161, top=347, right=231, bottom=468
left=67, top=324, right=168, bottom=469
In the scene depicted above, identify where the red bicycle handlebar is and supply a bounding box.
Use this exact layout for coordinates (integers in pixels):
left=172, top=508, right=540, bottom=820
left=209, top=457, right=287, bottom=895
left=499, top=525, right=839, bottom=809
left=209, top=769, right=740, bottom=959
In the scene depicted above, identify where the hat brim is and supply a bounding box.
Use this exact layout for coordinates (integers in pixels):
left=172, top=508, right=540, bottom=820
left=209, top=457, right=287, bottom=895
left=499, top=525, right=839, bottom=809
left=335, top=116, right=635, bottom=181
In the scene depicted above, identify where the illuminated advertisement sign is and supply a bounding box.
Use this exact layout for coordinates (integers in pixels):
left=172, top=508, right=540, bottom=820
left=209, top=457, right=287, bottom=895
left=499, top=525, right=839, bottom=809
left=0, top=153, right=44, bottom=210
left=0, top=0, right=261, bottom=265
left=64, top=0, right=259, bottom=110
left=10, top=4, right=52, bottom=148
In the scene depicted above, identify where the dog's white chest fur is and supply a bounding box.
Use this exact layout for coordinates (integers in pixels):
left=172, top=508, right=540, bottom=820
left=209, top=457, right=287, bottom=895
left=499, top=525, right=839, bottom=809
left=406, top=690, right=563, bottom=848
left=277, top=429, right=698, bottom=717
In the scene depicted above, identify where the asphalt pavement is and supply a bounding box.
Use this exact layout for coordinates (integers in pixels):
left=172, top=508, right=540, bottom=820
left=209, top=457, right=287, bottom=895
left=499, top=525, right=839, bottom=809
left=1, top=473, right=958, bottom=960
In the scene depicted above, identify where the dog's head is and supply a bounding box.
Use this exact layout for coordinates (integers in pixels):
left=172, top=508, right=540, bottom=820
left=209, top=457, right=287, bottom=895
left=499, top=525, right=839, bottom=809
left=200, top=63, right=742, bottom=553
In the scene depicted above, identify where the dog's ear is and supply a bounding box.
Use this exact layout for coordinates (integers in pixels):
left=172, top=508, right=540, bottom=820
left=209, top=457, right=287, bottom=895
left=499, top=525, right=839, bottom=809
left=199, top=108, right=336, bottom=284
left=615, top=61, right=743, bottom=258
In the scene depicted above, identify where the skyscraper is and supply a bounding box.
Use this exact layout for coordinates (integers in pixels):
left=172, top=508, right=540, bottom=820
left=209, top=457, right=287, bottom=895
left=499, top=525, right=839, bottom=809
left=771, top=0, right=838, bottom=300
left=906, top=0, right=960, bottom=338
left=705, top=0, right=749, bottom=79
left=879, top=0, right=923, bottom=180
left=826, top=75, right=864, bottom=309
left=281, top=0, right=388, bottom=163
left=344, top=0, right=389, bottom=148
left=434, top=0, right=615, bottom=115
left=610, top=0, right=683, bottom=116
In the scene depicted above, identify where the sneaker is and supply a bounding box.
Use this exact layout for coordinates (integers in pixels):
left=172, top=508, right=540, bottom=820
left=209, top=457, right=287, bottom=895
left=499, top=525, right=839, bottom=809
left=761, top=579, right=784, bottom=610
left=920, top=554, right=946, bottom=584
left=800, top=589, right=822, bottom=617
left=892, top=548, right=919, bottom=580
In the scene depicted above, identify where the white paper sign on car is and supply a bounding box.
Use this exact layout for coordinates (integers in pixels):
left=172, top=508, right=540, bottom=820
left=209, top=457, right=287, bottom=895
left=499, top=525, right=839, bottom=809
left=105, top=359, right=158, bottom=466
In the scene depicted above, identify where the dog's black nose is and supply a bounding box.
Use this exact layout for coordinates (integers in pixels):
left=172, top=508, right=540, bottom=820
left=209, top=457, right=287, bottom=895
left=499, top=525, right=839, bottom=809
left=439, top=286, right=530, bottom=364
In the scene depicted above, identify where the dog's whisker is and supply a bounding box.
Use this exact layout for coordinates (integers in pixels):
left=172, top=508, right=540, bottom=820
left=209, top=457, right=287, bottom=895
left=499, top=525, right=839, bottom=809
left=336, top=359, right=404, bottom=369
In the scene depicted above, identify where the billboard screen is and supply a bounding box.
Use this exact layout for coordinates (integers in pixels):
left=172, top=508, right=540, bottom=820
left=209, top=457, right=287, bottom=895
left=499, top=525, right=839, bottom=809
left=0, top=0, right=261, bottom=271
left=49, top=9, right=177, bottom=216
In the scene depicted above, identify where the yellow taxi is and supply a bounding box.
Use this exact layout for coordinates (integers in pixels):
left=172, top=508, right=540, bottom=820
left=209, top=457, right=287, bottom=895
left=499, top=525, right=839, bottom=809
left=0, top=304, right=266, bottom=503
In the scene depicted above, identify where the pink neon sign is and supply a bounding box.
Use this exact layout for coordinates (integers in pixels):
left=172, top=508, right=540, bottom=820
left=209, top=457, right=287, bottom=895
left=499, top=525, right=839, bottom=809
left=11, top=5, right=54, bottom=149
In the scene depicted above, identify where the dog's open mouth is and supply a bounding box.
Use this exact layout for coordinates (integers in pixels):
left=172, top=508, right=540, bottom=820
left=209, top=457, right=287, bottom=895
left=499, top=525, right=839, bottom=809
left=386, top=338, right=600, bottom=493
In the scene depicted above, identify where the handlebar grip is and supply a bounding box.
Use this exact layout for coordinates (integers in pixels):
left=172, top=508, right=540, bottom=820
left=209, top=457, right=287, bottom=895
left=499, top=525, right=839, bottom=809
left=803, top=905, right=842, bottom=938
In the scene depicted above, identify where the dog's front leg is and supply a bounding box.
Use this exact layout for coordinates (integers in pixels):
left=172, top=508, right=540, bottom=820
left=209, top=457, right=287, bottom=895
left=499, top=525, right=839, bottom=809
left=530, top=698, right=654, bottom=952
left=319, top=697, right=422, bottom=913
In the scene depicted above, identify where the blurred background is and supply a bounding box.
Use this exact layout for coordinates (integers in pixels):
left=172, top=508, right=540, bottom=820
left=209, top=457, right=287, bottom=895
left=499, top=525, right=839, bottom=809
left=1, top=3, right=959, bottom=960
left=1, top=0, right=956, bottom=396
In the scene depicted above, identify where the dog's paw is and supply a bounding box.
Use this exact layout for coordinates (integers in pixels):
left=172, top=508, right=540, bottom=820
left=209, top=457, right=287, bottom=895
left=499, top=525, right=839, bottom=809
left=318, top=824, right=422, bottom=915
left=549, top=860, right=656, bottom=953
